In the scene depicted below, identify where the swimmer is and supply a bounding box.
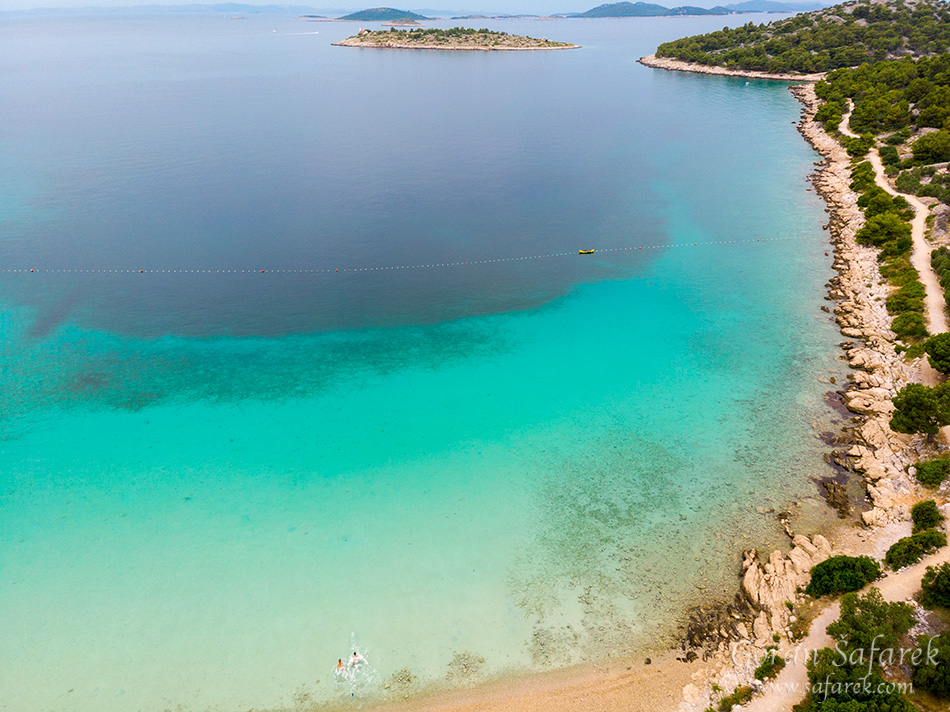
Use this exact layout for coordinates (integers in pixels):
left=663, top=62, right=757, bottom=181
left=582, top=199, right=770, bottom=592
left=350, top=651, right=362, bottom=667
left=335, top=659, right=344, bottom=674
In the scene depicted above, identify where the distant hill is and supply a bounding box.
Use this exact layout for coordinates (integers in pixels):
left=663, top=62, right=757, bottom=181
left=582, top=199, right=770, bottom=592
left=723, top=0, right=830, bottom=11
left=575, top=2, right=732, bottom=17
left=338, top=7, right=429, bottom=20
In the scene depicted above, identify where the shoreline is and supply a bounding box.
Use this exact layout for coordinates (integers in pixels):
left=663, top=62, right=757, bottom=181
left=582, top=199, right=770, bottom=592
left=332, top=38, right=579, bottom=50
left=330, top=79, right=947, bottom=712
left=638, top=54, right=824, bottom=82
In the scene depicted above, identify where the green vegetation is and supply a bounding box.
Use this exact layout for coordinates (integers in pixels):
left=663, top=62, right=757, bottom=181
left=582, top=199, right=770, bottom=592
left=753, top=646, right=786, bottom=681
left=656, top=0, right=950, bottom=74
left=338, top=7, right=429, bottom=21
left=707, top=685, right=754, bottom=712
left=912, top=499, right=945, bottom=532
left=805, top=555, right=881, bottom=597
left=933, top=247, right=950, bottom=315
left=914, top=457, right=950, bottom=487
left=914, top=633, right=950, bottom=699
left=921, top=562, right=950, bottom=609
left=890, top=382, right=950, bottom=435
left=795, top=589, right=915, bottom=712
left=337, top=26, right=575, bottom=49
left=924, top=332, right=950, bottom=373
left=884, top=529, right=946, bottom=569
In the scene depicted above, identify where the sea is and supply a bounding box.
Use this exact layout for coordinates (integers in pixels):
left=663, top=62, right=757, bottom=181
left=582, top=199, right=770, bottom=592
left=0, top=11, right=850, bottom=712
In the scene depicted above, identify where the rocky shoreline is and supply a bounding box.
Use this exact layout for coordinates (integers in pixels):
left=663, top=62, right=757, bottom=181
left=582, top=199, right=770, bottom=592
left=669, top=81, right=947, bottom=711
left=332, top=37, right=579, bottom=51
left=638, top=54, right=825, bottom=83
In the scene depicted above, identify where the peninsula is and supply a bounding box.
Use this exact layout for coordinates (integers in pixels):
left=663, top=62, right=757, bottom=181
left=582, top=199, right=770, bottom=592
left=333, top=27, right=579, bottom=50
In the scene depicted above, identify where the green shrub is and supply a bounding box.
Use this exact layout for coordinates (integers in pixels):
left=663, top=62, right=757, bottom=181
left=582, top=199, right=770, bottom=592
left=805, top=555, right=881, bottom=597
left=884, top=529, right=947, bottom=569
left=913, top=633, right=950, bottom=698
left=753, top=646, right=786, bottom=681
left=912, top=499, right=944, bottom=532
left=716, top=685, right=753, bottom=712
left=886, top=280, right=925, bottom=314
left=827, top=588, right=915, bottom=652
left=856, top=211, right=912, bottom=247
left=890, top=311, right=928, bottom=342
left=912, top=129, right=950, bottom=163
left=879, top=144, right=900, bottom=166
left=925, top=332, right=950, bottom=373
left=915, top=457, right=950, bottom=487
left=921, top=562, right=950, bottom=609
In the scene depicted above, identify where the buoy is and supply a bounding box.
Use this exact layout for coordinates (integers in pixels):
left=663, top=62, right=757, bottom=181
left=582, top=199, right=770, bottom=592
left=30, top=269, right=34, bottom=272
left=261, top=269, right=265, bottom=273
left=336, top=269, right=339, bottom=272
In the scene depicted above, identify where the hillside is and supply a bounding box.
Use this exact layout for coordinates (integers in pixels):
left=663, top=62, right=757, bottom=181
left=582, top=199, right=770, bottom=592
left=656, top=0, right=950, bottom=73
left=338, top=7, right=429, bottom=20
left=576, top=2, right=732, bottom=16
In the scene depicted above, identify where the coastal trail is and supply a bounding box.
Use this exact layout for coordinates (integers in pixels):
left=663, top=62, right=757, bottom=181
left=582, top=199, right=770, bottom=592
left=839, top=105, right=948, bottom=336
left=745, top=542, right=950, bottom=712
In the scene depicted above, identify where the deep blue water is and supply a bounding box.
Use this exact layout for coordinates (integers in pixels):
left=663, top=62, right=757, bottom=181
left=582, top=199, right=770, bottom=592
left=0, top=13, right=850, bottom=712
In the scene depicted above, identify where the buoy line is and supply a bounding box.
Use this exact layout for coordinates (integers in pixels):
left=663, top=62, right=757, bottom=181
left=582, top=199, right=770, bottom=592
left=1, top=236, right=802, bottom=275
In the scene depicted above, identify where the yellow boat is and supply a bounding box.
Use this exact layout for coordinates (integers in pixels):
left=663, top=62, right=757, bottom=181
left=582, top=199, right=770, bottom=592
left=579, top=249, right=594, bottom=255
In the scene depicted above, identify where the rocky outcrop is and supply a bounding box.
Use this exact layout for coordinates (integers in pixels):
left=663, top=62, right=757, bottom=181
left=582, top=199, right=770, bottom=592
left=740, top=535, right=832, bottom=641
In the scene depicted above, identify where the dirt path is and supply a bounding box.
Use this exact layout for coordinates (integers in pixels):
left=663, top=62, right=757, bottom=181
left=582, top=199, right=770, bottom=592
left=744, top=542, right=950, bottom=712
left=839, top=105, right=947, bottom=336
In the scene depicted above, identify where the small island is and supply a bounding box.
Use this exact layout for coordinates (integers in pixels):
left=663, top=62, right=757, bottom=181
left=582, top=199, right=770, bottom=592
left=333, top=27, right=579, bottom=51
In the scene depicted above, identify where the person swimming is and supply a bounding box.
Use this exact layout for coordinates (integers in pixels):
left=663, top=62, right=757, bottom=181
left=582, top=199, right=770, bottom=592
left=335, top=659, right=344, bottom=674
left=350, top=651, right=362, bottom=667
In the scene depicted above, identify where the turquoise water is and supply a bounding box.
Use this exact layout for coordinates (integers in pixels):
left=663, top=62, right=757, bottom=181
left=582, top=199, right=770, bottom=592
left=0, top=13, right=848, bottom=712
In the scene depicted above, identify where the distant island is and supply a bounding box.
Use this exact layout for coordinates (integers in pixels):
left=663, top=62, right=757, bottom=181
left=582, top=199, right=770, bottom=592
left=575, top=2, right=732, bottom=17
left=338, top=7, right=429, bottom=21
left=333, top=26, right=579, bottom=50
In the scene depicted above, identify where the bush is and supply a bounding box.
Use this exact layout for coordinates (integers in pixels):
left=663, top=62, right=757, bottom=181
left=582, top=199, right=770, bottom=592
left=885, top=530, right=947, bottom=569
left=890, top=383, right=948, bottom=434
left=805, top=555, right=881, bottom=597
left=855, top=211, right=912, bottom=247
left=921, top=562, right=950, bottom=609
left=913, top=633, right=950, bottom=698
left=890, top=311, right=928, bottom=342
left=912, top=129, right=950, bottom=164
left=912, top=499, right=944, bottom=532
left=925, top=332, right=950, bottom=373
left=886, top=280, right=925, bottom=314
left=915, top=457, right=950, bottom=487
left=796, top=589, right=916, bottom=712
left=716, top=686, right=753, bottom=712
left=754, top=646, right=786, bottom=681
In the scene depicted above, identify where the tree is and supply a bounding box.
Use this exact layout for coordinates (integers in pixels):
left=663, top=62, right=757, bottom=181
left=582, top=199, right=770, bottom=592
left=826, top=588, right=915, bottom=652
left=911, top=499, right=944, bottom=532
left=914, top=633, right=950, bottom=698
left=921, top=562, right=950, bottom=609
left=924, top=332, right=950, bottom=373
left=890, top=383, right=950, bottom=435
left=912, top=129, right=950, bottom=163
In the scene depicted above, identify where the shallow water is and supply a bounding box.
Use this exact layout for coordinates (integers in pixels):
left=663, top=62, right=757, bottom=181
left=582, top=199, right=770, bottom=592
left=0, top=13, right=849, bottom=711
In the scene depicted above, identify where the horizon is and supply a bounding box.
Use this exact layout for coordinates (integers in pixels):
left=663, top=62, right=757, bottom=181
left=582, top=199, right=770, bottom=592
left=0, top=0, right=819, bottom=18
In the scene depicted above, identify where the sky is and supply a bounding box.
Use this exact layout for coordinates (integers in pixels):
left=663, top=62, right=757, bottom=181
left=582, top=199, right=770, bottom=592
left=0, top=0, right=776, bottom=16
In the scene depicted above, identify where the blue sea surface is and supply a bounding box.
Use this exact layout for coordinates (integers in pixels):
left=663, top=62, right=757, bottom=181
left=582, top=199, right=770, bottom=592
left=0, top=13, right=848, bottom=712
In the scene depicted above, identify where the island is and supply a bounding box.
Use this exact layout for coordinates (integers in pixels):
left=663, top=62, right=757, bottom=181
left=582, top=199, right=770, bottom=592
left=333, top=27, right=579, bottom=51
left=338, top=7, right=429, bottom=21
